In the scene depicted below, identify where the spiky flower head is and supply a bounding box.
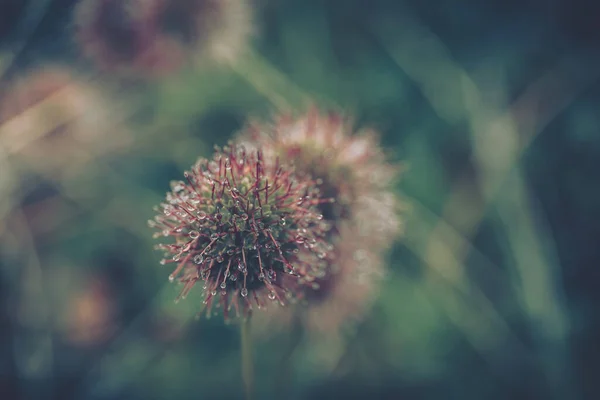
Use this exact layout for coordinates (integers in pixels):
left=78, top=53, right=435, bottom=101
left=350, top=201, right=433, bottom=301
left=74, top=0, right=251, bottom=75
left=149, top=143, right=334, bottom=319
left=239, top=109, right=403, bottom=334
left=241, top=109, right=402, bottom=246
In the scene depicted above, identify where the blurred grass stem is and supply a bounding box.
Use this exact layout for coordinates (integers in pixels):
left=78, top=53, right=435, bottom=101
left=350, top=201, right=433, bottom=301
left=229, top=49, right=310, bottom=111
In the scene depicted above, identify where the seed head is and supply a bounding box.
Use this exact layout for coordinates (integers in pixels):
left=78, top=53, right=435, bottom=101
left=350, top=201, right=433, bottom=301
left=150, top=144, right=333, bottom=319
left=74, top=0, right=251, bottom=75
left=240, top=108, right=403, bottom=246
left=239, top=109, right=403, bottom=334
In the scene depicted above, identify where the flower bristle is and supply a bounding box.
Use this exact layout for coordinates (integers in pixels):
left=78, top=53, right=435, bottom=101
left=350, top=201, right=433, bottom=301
left=150, top=143, right=334, bottom=320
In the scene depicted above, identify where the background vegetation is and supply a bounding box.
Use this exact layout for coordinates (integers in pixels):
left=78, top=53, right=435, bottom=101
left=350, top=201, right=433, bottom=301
left=1, top=0, right=599, bottom=399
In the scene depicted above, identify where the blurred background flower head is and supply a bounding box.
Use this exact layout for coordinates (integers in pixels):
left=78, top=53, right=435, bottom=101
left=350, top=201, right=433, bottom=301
left=241, top=109, right=401, bottom=338
left=74, top=0, right=252, bottom=76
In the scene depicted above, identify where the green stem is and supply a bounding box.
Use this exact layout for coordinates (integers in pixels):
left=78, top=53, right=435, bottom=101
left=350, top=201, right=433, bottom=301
left=241, top=315, right=254, bottom=400
left=276, top=312, right=303, bottom=396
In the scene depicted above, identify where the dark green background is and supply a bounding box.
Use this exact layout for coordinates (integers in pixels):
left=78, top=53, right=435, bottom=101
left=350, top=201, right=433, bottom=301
left=1, top=0, right=599, bottom=399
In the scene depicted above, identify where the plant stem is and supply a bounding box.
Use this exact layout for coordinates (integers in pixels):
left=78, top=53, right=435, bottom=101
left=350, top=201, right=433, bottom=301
left=276, top=313, right=303, bottom=396
left=229, top=49, right=310, bottom=111
left=241, top=315, right=254, bottom=400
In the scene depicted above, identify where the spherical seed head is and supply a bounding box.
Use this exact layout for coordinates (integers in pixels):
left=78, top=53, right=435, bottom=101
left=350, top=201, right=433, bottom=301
left=75, top=0, right=161, bottom=73
left=74, top=0, right=251, bottom=75
left=240, top=108, right=403, bottom=248
left=239, top=109, right=404, bottom=335
left=150, top=144, right=333, bottom=319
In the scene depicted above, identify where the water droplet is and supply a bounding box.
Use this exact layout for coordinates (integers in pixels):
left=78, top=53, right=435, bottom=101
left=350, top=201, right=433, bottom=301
left=295, top=235, right=304, bottom=244
left=211, top=290, right=217, bottom=296
left=268, top=291, right=276, bottom=300
left=216, top=255, right=224, bottom=263
left=227, top=249, right=234, bottom=256
left=240, top=288, right=248, bottom=297
left=173, top=182, right=185, bottom=192
left=198, top=211, right=207, bottom=220
left=193, top=255, right=204, bottom=264
left=230, top=274, right=238, bottom=281
left=279, top=218, right=286, bottom=226
left=225, top=158, right=232, bottom=170
left=210, top=233, right=219, bottom=240
left=258, top=273, right=265, bottom=281
left=189, top=230, right=199, bottom=239
left=168, top=274, right=175, bottom=282
left=162, top=229, right=170, bottom=237
left=159, top=259, right=166, bottom=265
left=220, top=281, right=227, bottom=289
left=241, top=213, right=249, bottom=221
left=316, top=214, right=323, bottom=220
left=172, top=254, right=181, bottom=261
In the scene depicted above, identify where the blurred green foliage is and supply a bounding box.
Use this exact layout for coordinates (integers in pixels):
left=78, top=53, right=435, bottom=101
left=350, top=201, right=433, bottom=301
left=1, top=1, right=600, bottom=399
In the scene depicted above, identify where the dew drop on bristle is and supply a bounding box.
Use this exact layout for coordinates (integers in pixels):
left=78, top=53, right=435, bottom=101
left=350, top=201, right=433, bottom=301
left=194, top=255, right=204, bottom=264
left=189, top=230, right=199, bottom=239
left=240, top=288, right=248, bottom=297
